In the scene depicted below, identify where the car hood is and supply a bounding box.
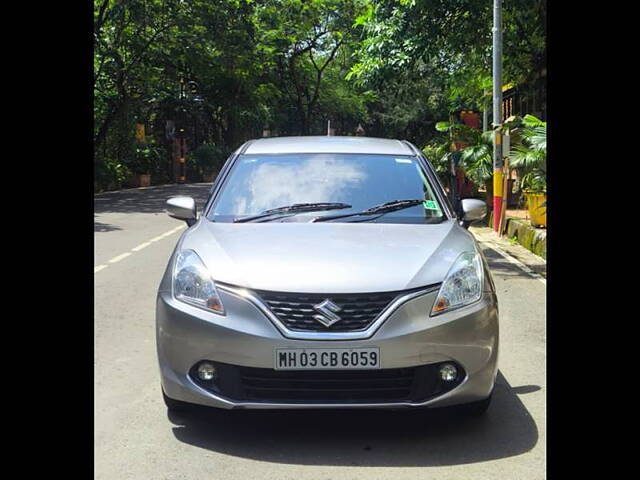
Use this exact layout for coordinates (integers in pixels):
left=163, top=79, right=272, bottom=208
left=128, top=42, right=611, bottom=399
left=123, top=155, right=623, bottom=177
left=179, top=219, right=476, bottom=293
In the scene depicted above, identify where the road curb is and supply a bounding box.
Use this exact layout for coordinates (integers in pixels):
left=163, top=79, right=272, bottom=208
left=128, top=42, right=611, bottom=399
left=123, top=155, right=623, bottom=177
left=485, top=212, right=546, bottom=259
left=94, top=184, right=177, bottom=196
left=472, top=227, right=546, bottom=284
left=94, top=183, right=211, bottom=197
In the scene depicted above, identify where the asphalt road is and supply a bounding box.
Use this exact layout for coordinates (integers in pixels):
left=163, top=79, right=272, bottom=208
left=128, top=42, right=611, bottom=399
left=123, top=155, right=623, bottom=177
left=94, top=184, right=546, bottom=479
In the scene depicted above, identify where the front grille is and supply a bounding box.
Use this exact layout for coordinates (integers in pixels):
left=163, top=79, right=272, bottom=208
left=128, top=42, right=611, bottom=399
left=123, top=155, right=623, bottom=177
left=253, top=289, right=406, bottom=332
left=239, top=367, right=415, bottom=403
left=190, top=362, right=465, bottom=404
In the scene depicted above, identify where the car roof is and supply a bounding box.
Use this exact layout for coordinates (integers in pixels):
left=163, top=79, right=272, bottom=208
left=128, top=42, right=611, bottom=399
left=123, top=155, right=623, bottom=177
left=242, top=136, right=415, bottom=156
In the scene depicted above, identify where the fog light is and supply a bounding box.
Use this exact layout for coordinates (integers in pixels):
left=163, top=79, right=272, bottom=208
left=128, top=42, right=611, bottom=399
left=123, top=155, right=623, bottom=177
left=439, top=363, right=458, bottom=382
left=197, top=362, right=217, bottom=381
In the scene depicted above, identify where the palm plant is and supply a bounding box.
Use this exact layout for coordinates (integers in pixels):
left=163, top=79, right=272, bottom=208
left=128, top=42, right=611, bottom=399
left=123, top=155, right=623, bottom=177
left=432, top=120, right=495, bottom=200
left=428, top=114, right=547, bottom=222
left=508, top=114, right=546, bottom=193
left=422, top=139, right=456, bottom=190
left=458, top=130, right=494, bottom=186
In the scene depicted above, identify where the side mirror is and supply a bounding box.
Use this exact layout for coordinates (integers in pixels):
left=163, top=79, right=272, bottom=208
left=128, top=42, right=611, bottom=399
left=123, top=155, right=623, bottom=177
left=166, top=196, right=197, bottom=226
left=460, top=198, right=487, bottom=226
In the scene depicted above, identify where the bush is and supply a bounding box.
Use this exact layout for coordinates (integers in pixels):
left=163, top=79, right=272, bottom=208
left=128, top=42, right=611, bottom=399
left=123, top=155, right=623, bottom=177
left=95, top=159, right=131, bottom=192
left=129, top=144, right=161, bottom=174
left=507, top=114, right=546, bottom=194
left=189, top=144, right=229, bottom=179
left=149, top=143, right=171, bottom=185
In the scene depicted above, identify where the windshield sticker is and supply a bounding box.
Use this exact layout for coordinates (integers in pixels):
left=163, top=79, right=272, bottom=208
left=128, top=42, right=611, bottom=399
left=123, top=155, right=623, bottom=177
left=395, top=158, right=413, bottom=164
left=423, top=200, right=439, bottom=210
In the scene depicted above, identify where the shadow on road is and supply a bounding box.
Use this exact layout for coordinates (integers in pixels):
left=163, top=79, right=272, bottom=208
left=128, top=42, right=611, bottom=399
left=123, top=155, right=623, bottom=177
left=94, top=221, right=122, bottom=232
left=480, top=246, right=540, bottom=281
left=94, top=184, right=211, bottom=216
left=168, top=371, right=539, bottom=467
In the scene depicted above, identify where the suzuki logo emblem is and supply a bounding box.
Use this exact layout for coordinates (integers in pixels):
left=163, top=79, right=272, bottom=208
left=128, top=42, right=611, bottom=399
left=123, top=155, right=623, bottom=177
left=312, top=299, right=342, bottom=327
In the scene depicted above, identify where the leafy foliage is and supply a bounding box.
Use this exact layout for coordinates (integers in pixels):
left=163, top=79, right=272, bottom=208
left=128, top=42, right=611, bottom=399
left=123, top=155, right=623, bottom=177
left=94, top=0, right=545, bottom=191
left=459, top=132, right=495, bottom=185
left=130, top=144, right=161, bottom=174
left=189, top=144, right=230, bottom=177
left=350, top=0, right=546, bottom=109
left=428, top=112, right=547, bottom=196
left=432, top=121, right=494, bottom=185
left=94, top=0, right=375, bottom=190
left=509, top=115, right=546, bottom=192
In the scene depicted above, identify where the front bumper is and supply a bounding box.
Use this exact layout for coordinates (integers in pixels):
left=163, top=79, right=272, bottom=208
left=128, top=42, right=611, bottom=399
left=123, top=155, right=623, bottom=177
left=156, top=287, right=499, bottom=410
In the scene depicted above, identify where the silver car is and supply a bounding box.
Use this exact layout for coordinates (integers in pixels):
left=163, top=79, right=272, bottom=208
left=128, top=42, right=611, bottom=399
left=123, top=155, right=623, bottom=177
left=157, top=136, right=498, bottom=416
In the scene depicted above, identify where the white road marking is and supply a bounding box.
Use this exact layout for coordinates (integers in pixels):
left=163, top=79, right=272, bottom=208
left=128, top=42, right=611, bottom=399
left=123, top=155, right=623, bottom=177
left=149, top=226, right=182, bottom=243
left=108, top=252, right=132, bottom=264
left=95, top=224, right=186, bottom=273
left=131, top=241, right=152, bottom=252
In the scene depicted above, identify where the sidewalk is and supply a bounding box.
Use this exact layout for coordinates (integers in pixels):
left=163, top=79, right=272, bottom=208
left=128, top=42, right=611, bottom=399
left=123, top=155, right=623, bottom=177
left=94, top=182, right=212, bottom=196
left=505, top=208, right=546, bottom=232
left=470, top=225, right=546, bottom=279
left=505, top=208, right=530, bottom=221
left=485, top=207, right=547, bottom=259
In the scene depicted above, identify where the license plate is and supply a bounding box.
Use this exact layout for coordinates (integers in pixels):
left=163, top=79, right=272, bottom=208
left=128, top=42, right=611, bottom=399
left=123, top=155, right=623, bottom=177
left=274, top=347, right=380, bottom=370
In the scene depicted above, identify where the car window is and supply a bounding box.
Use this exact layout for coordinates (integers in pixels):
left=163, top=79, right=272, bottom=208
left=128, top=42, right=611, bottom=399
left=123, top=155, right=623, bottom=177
left=208, top=153, right=446, bottom=223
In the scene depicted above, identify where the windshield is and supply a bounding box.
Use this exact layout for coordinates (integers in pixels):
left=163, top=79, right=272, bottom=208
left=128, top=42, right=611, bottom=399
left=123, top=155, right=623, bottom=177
left=208, top=153, right=447, bottom=224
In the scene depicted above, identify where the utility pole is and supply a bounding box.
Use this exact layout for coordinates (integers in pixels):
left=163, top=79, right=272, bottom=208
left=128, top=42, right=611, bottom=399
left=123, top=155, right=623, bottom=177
left=492, top=0, right=503, bottom=232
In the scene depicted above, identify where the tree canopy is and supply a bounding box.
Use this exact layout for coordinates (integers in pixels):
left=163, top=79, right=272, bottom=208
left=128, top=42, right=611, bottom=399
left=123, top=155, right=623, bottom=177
left=350, top=0, right=546, bottom=109
left=94, top=0, right=546, bottom=191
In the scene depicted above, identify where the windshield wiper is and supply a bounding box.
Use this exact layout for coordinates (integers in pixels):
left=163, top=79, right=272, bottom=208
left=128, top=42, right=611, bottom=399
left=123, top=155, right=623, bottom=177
left=233, top=202, right=352, bottom=223
left=312, top=199, right=426, bottom=223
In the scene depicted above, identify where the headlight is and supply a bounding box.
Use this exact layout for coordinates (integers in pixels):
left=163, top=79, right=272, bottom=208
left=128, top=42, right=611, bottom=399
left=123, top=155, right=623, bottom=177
left=173, top=249, right=225, bottom=315
left=431, top=251, right=483, bottom=316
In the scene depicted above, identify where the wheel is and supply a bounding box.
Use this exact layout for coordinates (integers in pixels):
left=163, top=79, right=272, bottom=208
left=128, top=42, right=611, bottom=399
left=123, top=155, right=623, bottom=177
left=162, top=387, right=193, bottom=413
left=456, top=393, right=492, bottom=417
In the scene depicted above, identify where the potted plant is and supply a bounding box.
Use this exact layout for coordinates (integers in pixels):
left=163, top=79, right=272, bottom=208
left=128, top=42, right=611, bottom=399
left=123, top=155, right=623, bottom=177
left=130, top=145, right=157, bottom=187
left=522, top=176, right=546, bottom=227
left=509, top=115, right=546, bottom=227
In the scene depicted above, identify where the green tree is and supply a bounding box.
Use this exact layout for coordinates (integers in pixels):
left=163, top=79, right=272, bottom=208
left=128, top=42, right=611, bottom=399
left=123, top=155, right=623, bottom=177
left=255, top=0, right=366, bottom=134
left=93, top=0, right=545, bottom=192
left=350, top=0, right=546, bottom=109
